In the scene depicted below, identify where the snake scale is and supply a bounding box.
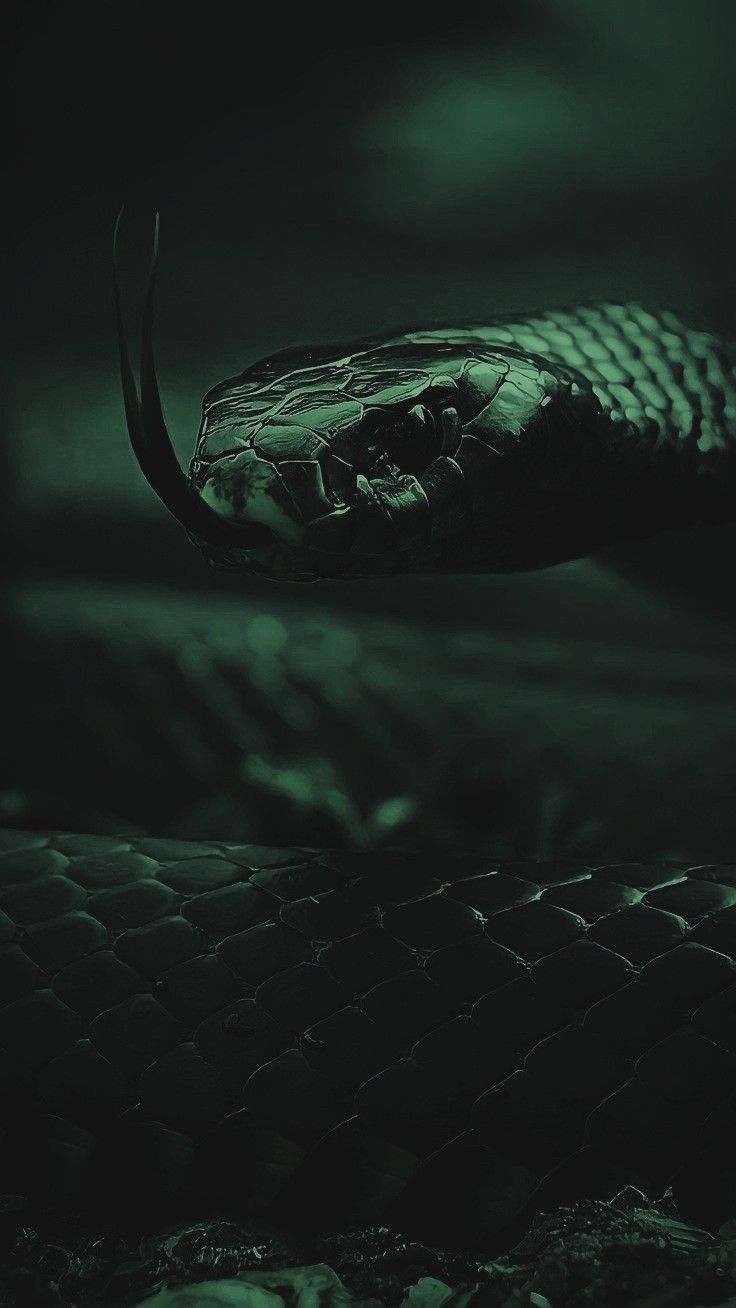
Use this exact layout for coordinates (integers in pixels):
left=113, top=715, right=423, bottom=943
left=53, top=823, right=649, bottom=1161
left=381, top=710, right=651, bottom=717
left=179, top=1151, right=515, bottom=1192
left=4, top=241, right=736, bottom=1252
left=2, top=828, right=736, bottom=1252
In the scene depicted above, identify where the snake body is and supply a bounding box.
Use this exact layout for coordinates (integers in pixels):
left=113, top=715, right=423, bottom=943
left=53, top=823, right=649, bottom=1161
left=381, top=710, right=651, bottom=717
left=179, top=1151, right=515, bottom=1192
left=2, top=829, right=736, bottom=1250
left=5, top=284, right=736, bottom=1251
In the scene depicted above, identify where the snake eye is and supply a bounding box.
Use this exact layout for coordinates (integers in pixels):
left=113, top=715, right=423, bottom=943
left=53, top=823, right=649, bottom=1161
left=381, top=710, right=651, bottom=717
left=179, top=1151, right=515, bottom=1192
left=397, top=404, right=441, bottom=473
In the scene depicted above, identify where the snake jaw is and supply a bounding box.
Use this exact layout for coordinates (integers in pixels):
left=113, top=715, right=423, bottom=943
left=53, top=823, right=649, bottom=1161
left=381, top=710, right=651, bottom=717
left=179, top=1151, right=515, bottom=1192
left=253, top=463, right=435, bottom=563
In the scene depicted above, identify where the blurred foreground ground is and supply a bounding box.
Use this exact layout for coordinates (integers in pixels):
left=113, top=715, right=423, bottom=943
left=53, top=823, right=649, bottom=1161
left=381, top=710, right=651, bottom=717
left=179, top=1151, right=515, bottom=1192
left=7, top=545, right=736, bottom=861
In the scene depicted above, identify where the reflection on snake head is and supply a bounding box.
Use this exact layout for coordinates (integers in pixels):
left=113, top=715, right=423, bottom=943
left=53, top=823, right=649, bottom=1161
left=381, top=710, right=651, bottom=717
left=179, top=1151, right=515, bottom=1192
left=116, top=216, right=736, bottom=581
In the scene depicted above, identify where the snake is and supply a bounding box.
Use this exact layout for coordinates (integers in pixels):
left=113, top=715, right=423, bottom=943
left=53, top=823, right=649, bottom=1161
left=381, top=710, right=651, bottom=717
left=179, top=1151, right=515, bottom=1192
left=2, top=221, right=736, bottom=1254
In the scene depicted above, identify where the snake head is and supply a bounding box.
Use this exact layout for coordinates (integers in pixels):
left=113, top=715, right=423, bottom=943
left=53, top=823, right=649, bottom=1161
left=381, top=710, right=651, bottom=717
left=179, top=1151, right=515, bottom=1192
left=189, top=341, right=474, bottom=579
left=190, top=335, right=618, bottom=579
left=115, top=217, right=642, bottom=581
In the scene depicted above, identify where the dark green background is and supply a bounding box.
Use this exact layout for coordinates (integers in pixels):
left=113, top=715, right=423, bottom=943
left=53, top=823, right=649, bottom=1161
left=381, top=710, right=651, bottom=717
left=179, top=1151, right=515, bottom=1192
left=4, top=0, right=736, bottom=858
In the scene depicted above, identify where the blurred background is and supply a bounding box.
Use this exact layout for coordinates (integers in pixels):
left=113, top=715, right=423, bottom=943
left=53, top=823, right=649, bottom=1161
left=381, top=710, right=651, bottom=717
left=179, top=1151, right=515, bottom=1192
left=3, top=0, right=736, bottom=858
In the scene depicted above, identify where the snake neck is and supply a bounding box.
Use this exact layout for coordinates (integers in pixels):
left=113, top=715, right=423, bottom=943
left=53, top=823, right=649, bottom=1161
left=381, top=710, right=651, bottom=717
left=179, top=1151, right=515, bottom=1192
left=537, top=304, right=736, bottom=558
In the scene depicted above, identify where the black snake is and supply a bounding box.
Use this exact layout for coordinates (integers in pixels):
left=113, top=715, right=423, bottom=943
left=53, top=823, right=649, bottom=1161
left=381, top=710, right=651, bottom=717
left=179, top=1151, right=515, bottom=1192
left=3, top=228, right=736, bottom=1253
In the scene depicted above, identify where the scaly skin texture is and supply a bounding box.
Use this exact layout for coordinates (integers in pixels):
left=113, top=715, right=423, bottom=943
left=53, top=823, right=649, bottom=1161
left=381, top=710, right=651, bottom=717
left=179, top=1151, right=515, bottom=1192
left=2, top=828, right=736, bottom=1249
left=7, top=298, right=732, bottom=1276
left=191, top=304, right=736, bottom=581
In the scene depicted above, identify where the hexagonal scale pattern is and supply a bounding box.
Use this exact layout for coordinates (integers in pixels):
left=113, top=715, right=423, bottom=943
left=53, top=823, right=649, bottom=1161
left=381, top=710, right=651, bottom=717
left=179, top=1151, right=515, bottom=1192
left=1, top=829, right=735, bottom=1244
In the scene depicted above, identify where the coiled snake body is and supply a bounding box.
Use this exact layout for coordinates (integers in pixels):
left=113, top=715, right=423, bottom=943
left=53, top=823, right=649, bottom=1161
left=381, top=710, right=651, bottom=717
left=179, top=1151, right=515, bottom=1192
left=4, top=274, right=736, bottom=1249
left=2, top=832, right=736, bottom=1250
